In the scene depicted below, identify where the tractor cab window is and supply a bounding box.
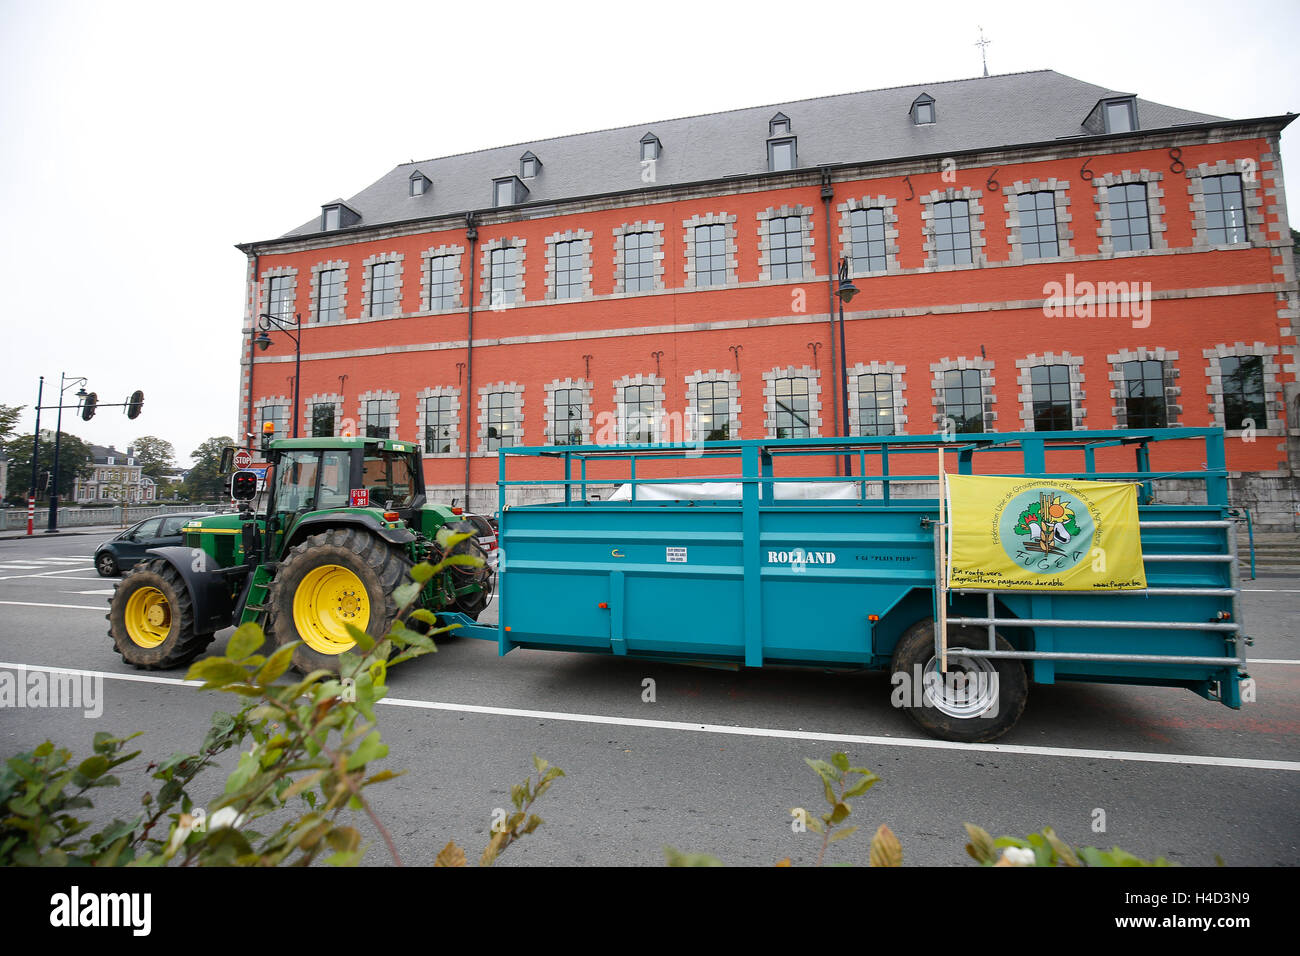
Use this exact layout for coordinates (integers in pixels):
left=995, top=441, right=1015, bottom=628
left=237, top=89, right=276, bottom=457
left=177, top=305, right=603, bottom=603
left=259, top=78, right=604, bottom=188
left=274, top=450, right=321, bottom=513
left=315, top=450, right=351, bottom=510
left=362, top=451, right=416, bottom=508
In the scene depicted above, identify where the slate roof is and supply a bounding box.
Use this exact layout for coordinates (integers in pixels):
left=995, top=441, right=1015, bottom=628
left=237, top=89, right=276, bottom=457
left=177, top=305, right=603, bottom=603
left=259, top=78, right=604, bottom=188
left=275, top=70, right=1229, bottom=241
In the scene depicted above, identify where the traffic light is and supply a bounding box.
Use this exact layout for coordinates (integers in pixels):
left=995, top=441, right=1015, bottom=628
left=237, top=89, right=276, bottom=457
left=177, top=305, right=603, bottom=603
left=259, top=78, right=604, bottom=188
left=80, top=392, right=98, bottom=421
left=230, top=470, right=258, bottom=501
left=126, top=390, right=144, bottom=420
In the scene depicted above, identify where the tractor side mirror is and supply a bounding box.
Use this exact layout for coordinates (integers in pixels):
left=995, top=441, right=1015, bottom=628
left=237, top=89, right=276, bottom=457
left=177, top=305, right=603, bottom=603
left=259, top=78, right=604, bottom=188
left=219, top=447, right=235, bottom=474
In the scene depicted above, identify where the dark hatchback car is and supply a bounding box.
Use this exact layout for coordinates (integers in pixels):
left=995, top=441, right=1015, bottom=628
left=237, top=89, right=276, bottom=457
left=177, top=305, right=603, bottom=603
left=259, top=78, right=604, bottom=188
left=94, top=512, right=213, bottom=577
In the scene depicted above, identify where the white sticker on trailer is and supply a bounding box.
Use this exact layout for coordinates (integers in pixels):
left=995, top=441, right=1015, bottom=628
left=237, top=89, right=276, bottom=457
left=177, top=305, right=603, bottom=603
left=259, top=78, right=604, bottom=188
left=666, top=547, right=687, bottom=563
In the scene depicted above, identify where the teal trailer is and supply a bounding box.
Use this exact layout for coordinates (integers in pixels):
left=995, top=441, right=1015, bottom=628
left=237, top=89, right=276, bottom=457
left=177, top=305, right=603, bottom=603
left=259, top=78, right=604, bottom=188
left=445, top=428, right=1249, bottom=742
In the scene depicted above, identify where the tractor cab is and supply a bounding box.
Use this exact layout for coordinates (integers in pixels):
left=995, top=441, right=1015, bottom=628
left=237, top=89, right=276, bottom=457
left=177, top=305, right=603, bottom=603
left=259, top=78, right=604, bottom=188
left=254, top=437, right=425, bottom=559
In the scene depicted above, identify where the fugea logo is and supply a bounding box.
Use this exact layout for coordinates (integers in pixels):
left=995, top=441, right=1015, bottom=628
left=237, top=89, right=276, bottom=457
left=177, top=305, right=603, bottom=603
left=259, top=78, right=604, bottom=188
left=49, top=886, right=151, bottom=936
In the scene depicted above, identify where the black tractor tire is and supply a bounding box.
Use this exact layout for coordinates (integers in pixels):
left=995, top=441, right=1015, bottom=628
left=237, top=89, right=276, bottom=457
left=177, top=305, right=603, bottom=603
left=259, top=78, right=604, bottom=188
left=95, top=552, right=118, bottom=577
left=889, top=618, right=1028, bottom=743
left=267, top=528, right=411, bottom=675
left=444, top=523, right=494, bottom=619
left=107, top=559, right=214, bottom=669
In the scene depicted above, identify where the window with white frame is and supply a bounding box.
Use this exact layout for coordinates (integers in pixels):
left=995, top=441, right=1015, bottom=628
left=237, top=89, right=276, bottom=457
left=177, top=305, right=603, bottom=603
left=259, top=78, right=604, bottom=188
left=553, top=241, right=583, bottom=299
left=766, top=216, right=804, bottom=280
left=1030, top=365, right=1073, bottom=430
left=369, top=261, right=398, bottom=317
left=485, top=392, right=517, bottom=449
left=849, top=208, right=888, bottom=274
left=550, top=387, right=585, bottom=444
left=489, top=247, right=519, bottom=306
left=1203, top=174, right=1248, bottom=245
left=1017, top=191, right=1059, bottom=259
left=694, top=381, right=731, bottom=441
left=694, top=224, right=727, bottom=286
left=315, top=269, right=342, bottom=322
left=1120, top=360, right=1168, bottom=428
left=423, top=394, right=456, bottom=453
left=931, top=200, right=973, bottom=266
left=267, top=276, right=294, bottom=321
left=365, top=399, right=394, bottom=438
left=856, top=373, right=897, bottom=436
left=1107, top=183, right=1151, bottom=252
left=621, top=384, right=657, bottom=443
left=427, top=255, right=457, bottom=309
left=770, top=376, right=810, bottom=438
left=624, top=232, right=656, bottom=292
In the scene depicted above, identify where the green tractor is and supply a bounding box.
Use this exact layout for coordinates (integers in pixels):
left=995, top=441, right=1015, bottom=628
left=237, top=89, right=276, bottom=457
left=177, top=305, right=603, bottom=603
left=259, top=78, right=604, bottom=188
left=107, top=436, right=493, bottom=674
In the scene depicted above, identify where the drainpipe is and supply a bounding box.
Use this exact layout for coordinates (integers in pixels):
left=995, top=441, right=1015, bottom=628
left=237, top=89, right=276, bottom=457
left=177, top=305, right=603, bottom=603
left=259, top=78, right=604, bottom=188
left=820, top=169, right=842, bottom=474
left=246, top=253, right=259, bottom=456
left=463, top=214, right=478, bottom=509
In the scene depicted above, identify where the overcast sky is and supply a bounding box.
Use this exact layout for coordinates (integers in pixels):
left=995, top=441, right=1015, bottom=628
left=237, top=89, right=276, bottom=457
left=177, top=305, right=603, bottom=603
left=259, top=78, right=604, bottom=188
left=2, top=0, right=1296, bottom=474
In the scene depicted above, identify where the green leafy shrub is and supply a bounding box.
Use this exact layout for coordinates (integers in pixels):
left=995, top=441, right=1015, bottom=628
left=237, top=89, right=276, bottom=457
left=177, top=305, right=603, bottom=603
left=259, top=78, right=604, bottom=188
left=0, top=544, right=561, bottom=867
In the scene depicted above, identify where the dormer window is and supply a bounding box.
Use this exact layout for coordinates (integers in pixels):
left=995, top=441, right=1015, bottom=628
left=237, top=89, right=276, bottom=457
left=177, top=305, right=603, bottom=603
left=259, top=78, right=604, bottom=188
left=910, top=93, right=936, bottom=125
left=321, top=201, right=360, bottom=231
left=409, top=171, right=431, bottom=197
left=1083, top=95, right=1140, bottom=135
left=769, top=112, right=791, bottom=137
left=520, top=151, right=541, bottom=179
left=493, top=176, right=529, bottom=208
left=768, top=137, right=796, bottom=172
left=1103, top=97, right=1138, bottom=133
left=640, top=132, right=661, bottom=161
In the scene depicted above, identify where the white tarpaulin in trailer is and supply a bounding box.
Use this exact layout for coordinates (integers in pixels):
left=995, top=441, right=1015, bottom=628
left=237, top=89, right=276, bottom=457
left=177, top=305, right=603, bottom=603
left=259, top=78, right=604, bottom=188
left=607, top=481, right=859, bottom=501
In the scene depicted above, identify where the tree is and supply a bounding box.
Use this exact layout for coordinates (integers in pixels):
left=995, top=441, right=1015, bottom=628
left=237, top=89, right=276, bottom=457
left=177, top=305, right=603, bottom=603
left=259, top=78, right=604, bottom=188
left=0, top=404, right=23, bottom=444
left=131, top=435, right=176, bottom=481
left=181, top=436, right=235, bottom=501
left=3, top=430, right=94, bottom=502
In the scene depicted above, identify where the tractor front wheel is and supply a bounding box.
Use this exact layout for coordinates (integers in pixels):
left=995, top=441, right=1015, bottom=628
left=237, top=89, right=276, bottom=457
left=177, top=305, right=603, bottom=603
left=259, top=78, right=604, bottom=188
left=107, top=559, right=213, bottom=669
left=267, top=528, right=411, bottom=675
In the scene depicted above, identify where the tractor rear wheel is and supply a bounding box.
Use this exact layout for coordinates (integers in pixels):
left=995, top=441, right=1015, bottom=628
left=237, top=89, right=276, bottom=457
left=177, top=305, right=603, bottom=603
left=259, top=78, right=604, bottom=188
left=267, top=528, right=411, bottom=675
left=107, top=559, right=214, bottom=669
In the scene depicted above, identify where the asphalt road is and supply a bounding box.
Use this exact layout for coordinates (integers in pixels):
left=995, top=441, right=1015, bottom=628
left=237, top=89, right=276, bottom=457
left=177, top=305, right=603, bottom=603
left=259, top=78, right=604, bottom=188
left=0, top=528, right=1296, bottom=868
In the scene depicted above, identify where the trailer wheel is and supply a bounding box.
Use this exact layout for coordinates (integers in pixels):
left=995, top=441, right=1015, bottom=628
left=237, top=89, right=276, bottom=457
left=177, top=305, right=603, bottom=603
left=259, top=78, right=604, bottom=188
left=268, top=528, right=410, bottom=675
left=107, top=559, right=214, bottom=669
left=889, top=619, right=1027, bottom=743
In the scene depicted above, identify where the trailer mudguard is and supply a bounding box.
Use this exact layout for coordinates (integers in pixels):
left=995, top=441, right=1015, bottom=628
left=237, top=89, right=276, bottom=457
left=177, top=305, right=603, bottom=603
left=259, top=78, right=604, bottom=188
left=143, top=546, right=239, bottom=635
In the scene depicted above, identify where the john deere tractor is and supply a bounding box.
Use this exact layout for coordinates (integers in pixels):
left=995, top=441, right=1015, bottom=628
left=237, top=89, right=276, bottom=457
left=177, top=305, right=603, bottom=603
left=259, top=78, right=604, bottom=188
left=107, top=436, right=493, bottom=674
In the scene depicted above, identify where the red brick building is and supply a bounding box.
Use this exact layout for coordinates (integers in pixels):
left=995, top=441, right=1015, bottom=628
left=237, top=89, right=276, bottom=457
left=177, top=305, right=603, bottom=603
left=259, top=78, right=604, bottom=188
left=235, top=71, right=1298, bottom=523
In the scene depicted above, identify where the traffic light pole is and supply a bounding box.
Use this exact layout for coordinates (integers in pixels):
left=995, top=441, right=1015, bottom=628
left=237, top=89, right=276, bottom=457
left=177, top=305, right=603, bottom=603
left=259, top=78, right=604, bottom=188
left=27, top=376, right=43, bottom=536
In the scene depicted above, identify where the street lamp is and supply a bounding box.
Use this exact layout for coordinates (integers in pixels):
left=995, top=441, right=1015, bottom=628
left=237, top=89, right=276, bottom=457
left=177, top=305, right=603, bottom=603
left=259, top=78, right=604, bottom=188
left=834, top=258, right=859, bottom=476
left=45, top=374, right=87, bottom=533
left=253, top=312, right=302, bottom=439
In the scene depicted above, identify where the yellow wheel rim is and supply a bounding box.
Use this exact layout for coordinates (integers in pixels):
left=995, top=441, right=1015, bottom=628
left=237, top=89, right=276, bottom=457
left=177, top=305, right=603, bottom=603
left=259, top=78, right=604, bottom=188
left=124, top=586, right=171, bottom=648
left=293, top=564, right=370, bottom=655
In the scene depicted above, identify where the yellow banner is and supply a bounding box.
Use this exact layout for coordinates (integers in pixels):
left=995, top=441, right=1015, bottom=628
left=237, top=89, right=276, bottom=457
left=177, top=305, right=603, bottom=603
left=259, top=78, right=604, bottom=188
left=945, top=475, right=1146, bottom=591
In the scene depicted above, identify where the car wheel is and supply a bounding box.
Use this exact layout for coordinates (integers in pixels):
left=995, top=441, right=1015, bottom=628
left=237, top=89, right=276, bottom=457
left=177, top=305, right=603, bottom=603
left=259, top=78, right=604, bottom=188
left=96, top=552, right=118, bottom=577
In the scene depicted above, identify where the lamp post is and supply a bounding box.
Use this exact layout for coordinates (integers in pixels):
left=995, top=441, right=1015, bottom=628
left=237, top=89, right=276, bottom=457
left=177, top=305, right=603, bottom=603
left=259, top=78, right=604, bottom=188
left=254, top=312, right=302, bottom=438
left=46, top=373, right=88, bottom=533
left=834, top=258, right=859, bottom=477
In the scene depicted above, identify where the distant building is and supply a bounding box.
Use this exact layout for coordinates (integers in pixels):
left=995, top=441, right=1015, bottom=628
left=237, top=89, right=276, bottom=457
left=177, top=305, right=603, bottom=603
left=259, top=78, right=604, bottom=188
left=75, top=445, right=157, bottom=503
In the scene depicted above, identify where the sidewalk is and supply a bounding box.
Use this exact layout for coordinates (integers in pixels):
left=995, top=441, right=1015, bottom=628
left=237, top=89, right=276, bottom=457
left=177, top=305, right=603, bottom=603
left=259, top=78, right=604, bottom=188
left=0, top=523, right=125, bottom=542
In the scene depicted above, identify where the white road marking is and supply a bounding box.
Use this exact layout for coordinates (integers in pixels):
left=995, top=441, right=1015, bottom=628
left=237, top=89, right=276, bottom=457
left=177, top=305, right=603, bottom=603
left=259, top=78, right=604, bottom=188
left=70, top=589, right=115, bottom=596
left=0, top=660, right=1296, bottom=773
left=0, top=567, right=104, bottom=582
left=0, top=601, right=106, bottom=611
left=0, top=565, right=42, bottom=571
left=31, top=557, right=95, bottom=564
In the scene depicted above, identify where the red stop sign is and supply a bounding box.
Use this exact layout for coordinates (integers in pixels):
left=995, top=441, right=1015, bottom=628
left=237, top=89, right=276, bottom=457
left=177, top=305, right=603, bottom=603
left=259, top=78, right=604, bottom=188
left=233, top=450, right=253, bottom=469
